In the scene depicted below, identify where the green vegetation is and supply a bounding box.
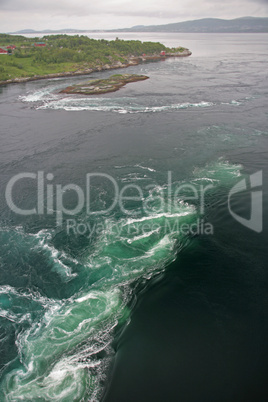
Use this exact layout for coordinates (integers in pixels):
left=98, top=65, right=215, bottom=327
left=0, top=34, right=185, bottom=82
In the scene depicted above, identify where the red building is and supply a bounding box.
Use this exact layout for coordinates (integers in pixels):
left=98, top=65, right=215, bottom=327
left=34, top=42, right=46, bottom=47
left=0, top=48, right=8, bottom=54
left=160, top=51, right=166, bottom=56
left=7, top=45, right=16, bottom=49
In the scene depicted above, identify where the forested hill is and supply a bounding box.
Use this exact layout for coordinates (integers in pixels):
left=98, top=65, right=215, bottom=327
left=114, top=17, right=268, bottom=33
left=0, top=34, right=186, bottom=83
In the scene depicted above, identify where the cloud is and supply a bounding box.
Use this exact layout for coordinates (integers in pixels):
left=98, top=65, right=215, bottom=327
left=1, top=0, right=267, bottom=15
left=1, top=0, right=268, bottom=32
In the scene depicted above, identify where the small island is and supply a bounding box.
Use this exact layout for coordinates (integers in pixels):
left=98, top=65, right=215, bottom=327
left=60, top=74, right=149, bottom=95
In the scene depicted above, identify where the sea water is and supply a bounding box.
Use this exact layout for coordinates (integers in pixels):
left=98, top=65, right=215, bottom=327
left=0, top=33, right=267, bottom=401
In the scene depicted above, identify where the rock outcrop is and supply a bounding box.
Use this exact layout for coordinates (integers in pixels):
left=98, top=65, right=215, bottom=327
left=60, top=74, right=149, bottom=95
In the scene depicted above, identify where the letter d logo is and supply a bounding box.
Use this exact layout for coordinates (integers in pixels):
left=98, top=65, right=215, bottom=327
left=228, top=171, right=263, bottom=233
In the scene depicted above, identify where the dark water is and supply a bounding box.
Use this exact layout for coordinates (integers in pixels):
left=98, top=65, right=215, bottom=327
left=0, top=33, right=268, bottom=401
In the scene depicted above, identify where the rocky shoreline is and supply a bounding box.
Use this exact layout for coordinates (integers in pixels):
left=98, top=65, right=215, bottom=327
left=0, top=49, right=191, bottom=86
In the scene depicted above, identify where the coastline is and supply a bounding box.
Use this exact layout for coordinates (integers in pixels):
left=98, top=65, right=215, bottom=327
left=0, top=49, right=191, bottom=86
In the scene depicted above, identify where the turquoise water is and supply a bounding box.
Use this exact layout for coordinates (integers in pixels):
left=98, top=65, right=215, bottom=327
left=0, top=34, right=268, bottom=401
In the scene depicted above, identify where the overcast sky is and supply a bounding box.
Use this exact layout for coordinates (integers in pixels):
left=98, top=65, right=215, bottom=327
left=1, top=0, right=268, bottom=32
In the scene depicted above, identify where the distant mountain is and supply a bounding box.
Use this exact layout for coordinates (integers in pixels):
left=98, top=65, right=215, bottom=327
left=112, top=17, right=268, bottom=33
left=14, top=29, right=37, bottom=33
left=9, top=17, right=268, bottom=35
left=9, top=29, right=90, bottom=34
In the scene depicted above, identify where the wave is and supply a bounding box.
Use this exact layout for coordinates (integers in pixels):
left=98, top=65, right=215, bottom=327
left=0, top=160, right=243, bottom=401
left=36, top=98, right=214, bottom=113
left=221, top=96, right=257, bottom=107
left=135, top=164, right=156, bottom=172
left=19, top=79, right=257, bottom=114
left=19, top=83, right=66, bottom=103
left=19, top=85, right=214, bottom=113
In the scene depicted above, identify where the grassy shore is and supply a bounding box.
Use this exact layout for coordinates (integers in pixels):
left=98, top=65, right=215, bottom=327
left=0, top=34, right=189, bottom=84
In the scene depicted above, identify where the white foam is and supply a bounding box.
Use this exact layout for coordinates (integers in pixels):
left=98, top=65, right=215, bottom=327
left=230, top=100, right=241, bottom=105
left=33, top=96, right=214, bottom=113
left=135, top=164, right=156, bottom=172
left=146, top=234, right=175, bottom=257
left=34, top=230, right=78, bottom=280
left=0, top=284, right=55, bottom=307
left=127, top=228, right=160, bottom=244
left=123, top=209, right=195, bottom=226
left=19, top=83, right=69, bottom=103
left=1, top=159, right=244, bottom=401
